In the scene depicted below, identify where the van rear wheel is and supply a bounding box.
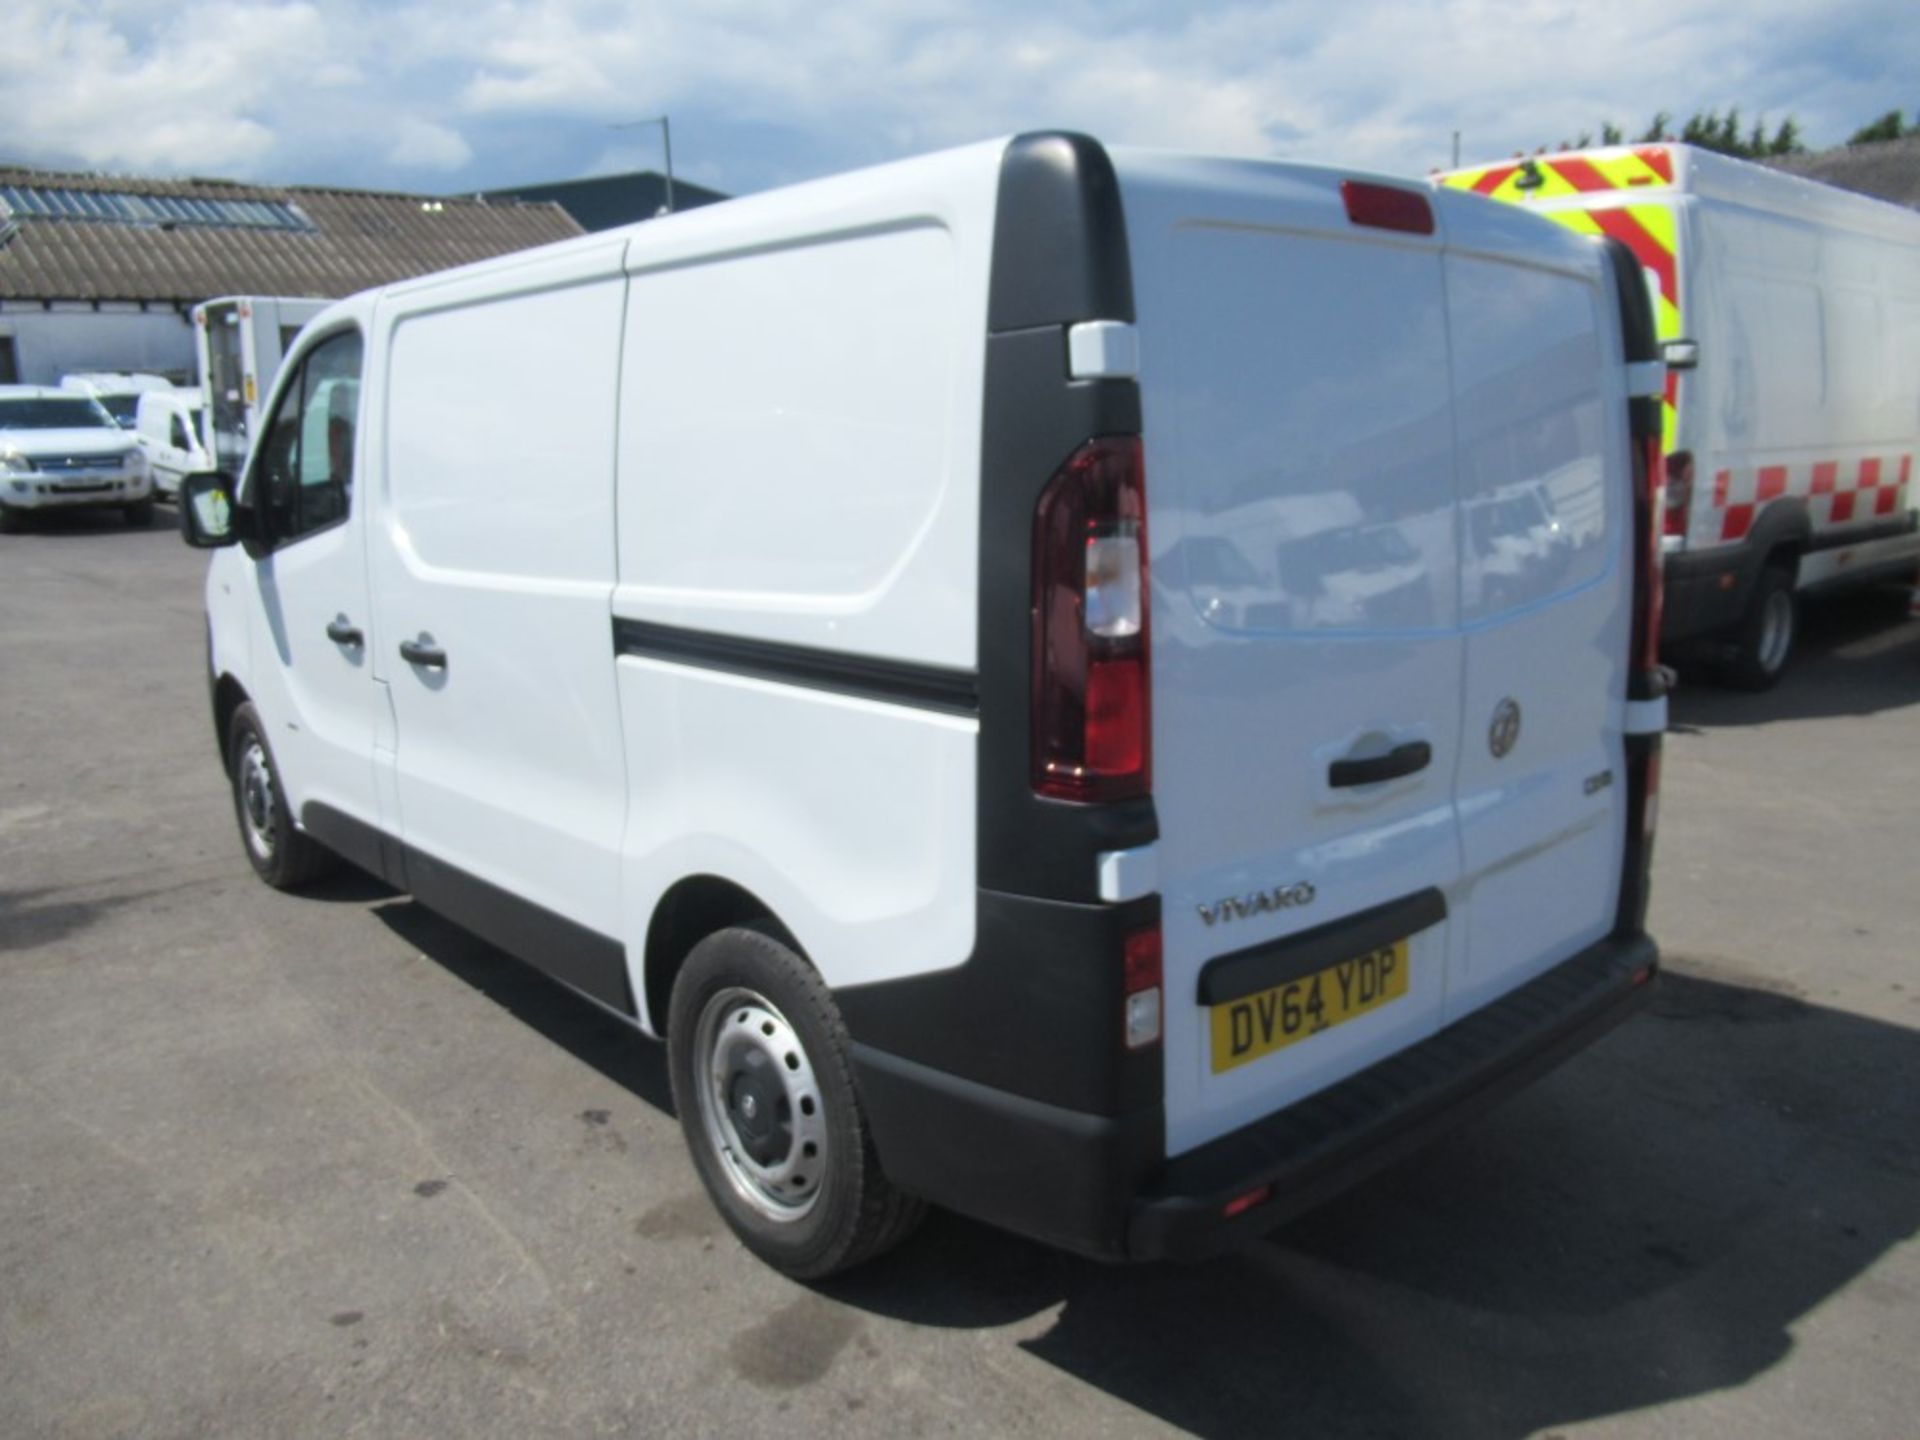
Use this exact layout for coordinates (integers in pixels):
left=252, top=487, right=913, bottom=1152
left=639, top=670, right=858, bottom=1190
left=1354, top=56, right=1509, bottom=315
left=1720, top=564, right=1796, bottom=691
left=226, top=702, right=338, bottom=889
left=667, top=926, right=924, bottom=1278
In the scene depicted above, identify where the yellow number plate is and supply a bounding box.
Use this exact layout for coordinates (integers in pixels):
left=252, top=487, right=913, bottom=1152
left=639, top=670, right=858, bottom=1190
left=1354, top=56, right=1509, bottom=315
left=1210, top=940, right=1410, bottom=1074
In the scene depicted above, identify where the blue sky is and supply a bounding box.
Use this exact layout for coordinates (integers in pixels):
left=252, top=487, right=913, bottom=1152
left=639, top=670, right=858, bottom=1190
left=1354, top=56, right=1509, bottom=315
left=2, top=1, right=1915, bottom=199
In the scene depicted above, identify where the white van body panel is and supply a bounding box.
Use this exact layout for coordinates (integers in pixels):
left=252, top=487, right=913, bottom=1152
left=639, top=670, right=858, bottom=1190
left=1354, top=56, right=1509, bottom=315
left=609, top=142, right=1000, bottom=1021
left=1116, top=150, right=1633, bottom=1154
left=370, top=240, right=633, bottom=941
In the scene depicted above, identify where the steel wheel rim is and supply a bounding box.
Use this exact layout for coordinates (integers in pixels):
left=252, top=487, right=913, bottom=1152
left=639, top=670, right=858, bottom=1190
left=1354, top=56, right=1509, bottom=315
left=693, top=986, right=828, bottom=1223
left=237, top=739, right=277, bottom=860
left=1758, top=588, right=1793, bottom=673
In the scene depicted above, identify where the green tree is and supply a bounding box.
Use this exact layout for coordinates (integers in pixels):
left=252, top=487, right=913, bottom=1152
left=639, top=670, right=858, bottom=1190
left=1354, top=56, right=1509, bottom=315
left=1847, top=110, right=1908, bottom=144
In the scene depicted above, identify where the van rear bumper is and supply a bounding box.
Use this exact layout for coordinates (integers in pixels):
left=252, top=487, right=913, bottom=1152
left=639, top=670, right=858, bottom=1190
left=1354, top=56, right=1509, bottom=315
left=852, top=931, right=1656, bottom=1262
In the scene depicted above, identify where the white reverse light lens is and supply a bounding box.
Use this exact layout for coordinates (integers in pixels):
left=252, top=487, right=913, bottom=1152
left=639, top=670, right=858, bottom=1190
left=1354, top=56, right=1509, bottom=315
left=1125, top=987, right=1162, bottom=1049
left=1084, top=524, right=1142, bottom=639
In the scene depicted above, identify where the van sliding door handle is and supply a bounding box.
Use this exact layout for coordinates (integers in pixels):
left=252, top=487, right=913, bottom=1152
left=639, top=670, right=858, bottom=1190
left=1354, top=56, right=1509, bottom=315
left=325, top=617, right=363, bottom=647
left=398, top=637, right=447, bottom=670
left=1330, top=740, right=1432, bottom=788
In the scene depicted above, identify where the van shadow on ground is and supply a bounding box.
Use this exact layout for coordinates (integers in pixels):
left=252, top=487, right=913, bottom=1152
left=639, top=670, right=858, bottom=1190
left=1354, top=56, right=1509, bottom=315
left=1669, top=587, right=1920, bottom=728
left=377, top=888, right=1917, bottom=1439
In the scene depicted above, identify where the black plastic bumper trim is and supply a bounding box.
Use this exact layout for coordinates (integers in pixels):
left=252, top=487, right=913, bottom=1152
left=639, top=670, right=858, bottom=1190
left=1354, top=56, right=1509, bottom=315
left=613, top=618, right=978, bottom=717
left=1197, top=888, right=1448, bottom=1006
left=1130, top=932, right=1656, bottom=1261
left=851, top=1042, right=1162, bottom=1259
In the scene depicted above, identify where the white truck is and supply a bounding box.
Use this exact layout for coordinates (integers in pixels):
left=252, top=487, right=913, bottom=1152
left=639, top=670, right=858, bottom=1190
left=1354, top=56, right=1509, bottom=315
left=177, top=133, right=1665, bottom=1277
left=1438, top=144, right=1920, bottom=686
left=192, top=296, right=329, bottom=475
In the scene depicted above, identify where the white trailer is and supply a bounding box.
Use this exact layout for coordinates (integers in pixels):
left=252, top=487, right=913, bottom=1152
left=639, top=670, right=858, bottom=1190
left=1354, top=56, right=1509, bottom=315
left=1438, top=144, right=1920, bottom=686
left=192, top=296, right=329, bottom=474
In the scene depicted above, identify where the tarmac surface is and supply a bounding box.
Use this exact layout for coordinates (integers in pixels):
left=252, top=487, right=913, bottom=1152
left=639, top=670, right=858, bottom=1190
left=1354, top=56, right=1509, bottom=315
left=3, top=512, right=1917, bottom=1438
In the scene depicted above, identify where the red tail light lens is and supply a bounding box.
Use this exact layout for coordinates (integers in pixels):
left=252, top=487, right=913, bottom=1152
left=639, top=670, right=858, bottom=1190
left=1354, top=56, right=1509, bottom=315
left=1341, top=180, right=1435, bottom=236
left=1664, top=449, right=1693, bottom=539
left=1032, top=437, right=1151, bottom=802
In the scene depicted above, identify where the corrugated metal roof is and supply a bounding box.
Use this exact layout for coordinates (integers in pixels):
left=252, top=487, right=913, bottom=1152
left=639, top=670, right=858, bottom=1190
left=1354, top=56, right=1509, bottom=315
left=0, top=166, right=584, bottom=304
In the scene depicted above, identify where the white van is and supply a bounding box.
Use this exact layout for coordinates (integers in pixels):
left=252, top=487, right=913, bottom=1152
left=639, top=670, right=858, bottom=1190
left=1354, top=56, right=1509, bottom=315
left=179, top=133, right=1665, bottom=1277
left=59, top=371, right=175, bottom=431
left=133, top=388, right=212, bottom=498
left=1437, top=144, right=1920, bottom=686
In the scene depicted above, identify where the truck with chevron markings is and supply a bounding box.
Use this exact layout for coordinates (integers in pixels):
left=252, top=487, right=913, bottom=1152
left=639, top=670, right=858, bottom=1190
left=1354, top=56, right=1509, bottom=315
left=1438, top=144, right=1920, bottom=687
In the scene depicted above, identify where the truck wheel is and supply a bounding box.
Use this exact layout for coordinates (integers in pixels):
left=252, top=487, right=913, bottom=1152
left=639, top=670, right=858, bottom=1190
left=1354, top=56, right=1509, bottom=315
left=226, top=702, right=338, bottom=889
left=1720, top=564, right=1797, bottom=691
left=668, top=926, right=925, bottom=1278
left=125, top=498, right=156, bottom=528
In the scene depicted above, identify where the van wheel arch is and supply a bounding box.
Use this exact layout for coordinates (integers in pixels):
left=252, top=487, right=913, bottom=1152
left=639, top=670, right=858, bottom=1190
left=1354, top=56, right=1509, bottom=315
left=212, top=673, right=250, bottom=771
left=643, top=876, right=800, bottom=1034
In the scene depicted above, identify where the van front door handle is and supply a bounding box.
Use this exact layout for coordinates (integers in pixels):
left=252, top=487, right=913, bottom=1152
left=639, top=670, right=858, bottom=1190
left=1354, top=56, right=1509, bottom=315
left=1330, top=740, right=1432, bottom=788
left=325, top=617, right=363, bottom=647
left=399, top=636, right=447, bottom=670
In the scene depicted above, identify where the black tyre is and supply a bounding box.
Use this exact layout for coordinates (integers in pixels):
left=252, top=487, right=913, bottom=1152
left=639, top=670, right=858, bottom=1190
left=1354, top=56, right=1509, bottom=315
left=1719, top=564, right=1797, bottom=691
left=226, top=702, right=338, bottom=889
left=125, top=498, right=156, bottom=528
left=0, top=505, right=24, bottom=535
left=667, top=926, right=924, bottom=1278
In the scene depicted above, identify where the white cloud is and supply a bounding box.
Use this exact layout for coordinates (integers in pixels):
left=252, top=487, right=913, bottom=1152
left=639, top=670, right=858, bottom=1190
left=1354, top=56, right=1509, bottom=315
left=387, top=117, right=473, bottom=171
left=0, top=0, right=1913, bottom=193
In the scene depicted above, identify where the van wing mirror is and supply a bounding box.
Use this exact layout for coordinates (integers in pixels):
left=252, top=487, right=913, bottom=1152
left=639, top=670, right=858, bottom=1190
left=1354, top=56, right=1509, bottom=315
left=179, top=471, right=245, bottom=549
left=1662, top=338, right=1699, bottom=372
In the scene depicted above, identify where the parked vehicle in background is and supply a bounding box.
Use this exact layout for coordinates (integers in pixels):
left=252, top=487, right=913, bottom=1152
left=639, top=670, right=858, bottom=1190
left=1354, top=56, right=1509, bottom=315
left=1437, top=144, right=1920, bottom=688
left=0, top=385, right=154, bottom=530
left=178, top=133, right=1665, bottom=1279
left=59, top=372, right=174, bottom=430
left=134, top=388, right=213, bottom=498
left=193, top=296, right=329, bottom=473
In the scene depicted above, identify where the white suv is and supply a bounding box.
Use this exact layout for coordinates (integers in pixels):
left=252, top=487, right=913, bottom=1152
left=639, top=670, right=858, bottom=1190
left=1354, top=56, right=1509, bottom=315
left=0, top=386, right=155, bottom=531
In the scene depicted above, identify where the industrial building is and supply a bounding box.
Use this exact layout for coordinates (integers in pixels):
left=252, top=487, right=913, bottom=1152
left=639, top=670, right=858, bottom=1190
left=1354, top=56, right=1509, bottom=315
left=0, top=168, right=581, bottom=384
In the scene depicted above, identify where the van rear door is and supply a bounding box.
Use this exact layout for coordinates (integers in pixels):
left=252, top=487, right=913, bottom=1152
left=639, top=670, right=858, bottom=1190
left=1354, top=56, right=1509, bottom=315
left=1117, top=157, right=1469, bottom=1156
left=1436, top=196, right=1631, bottom=1019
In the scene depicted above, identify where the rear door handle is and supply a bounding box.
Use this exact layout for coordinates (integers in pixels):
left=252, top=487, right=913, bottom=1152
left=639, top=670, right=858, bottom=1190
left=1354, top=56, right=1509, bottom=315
left=325, top=617, right=363, bottom=647
left=1330, top=740, right=1432, bottom=788
left=399, top=636, right=447, bottom=670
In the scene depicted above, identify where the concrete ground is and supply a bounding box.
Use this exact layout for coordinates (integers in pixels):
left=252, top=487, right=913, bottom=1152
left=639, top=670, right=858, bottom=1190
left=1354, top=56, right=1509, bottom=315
left=2, top=512, right=1916, bottom=1439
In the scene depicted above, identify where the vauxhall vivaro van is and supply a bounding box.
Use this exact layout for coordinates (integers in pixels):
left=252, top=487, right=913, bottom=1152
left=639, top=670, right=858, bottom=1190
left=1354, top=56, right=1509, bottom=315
left=179, top=133, right=1666, bottom=1277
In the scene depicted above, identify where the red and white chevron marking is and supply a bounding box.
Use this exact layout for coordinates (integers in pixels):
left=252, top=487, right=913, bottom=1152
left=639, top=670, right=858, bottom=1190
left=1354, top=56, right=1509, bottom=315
left=1712, top=455, right=1913, bottom=542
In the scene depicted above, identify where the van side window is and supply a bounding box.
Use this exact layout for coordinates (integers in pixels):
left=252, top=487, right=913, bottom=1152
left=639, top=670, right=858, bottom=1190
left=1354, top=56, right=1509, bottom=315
left=170, top=413, right=191, bottom=451
left=250, top=329, right=363, bottom=546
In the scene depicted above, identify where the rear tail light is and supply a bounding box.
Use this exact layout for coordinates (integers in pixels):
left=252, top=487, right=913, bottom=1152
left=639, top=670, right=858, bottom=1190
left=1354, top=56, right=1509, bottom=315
left=1341, top=180, right=1435, bottom=236
left=1032, top=436, right=1151, bottom=802
left=1123, top=923, right=1163, bottom=1050
left=1223, top=1184, right=1273, bottom=1219
left=1664, top=449, right=1693, bottom=540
